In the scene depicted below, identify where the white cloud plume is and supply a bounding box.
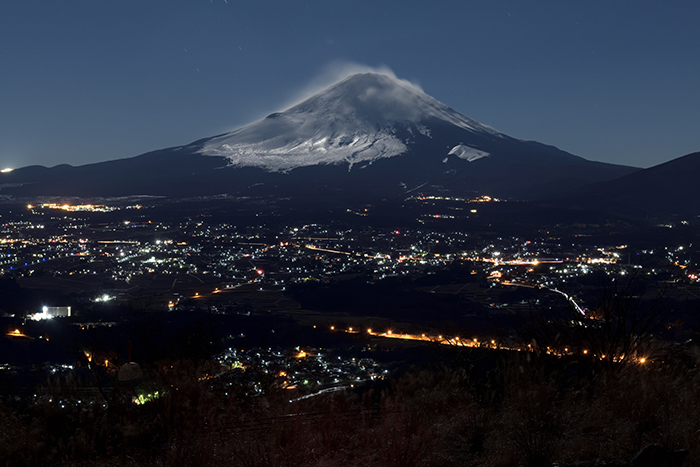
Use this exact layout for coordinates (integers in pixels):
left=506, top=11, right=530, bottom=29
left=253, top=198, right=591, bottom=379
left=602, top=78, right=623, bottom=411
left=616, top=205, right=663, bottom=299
left=280, top=60, right=424, bottom=110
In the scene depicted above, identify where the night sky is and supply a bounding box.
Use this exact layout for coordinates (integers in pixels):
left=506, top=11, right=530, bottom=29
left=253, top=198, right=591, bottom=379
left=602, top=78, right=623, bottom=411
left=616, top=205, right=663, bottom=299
left=1, top=1, right=699, bottom=170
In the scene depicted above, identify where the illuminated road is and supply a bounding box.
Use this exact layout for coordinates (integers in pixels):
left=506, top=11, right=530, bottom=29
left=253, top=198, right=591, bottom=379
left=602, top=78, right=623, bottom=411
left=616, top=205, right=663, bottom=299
left=361, top=329, right=508, bottom=350
left=498, top=278, right=587, bottom=316
left=339, top=326, right=648, bottom=363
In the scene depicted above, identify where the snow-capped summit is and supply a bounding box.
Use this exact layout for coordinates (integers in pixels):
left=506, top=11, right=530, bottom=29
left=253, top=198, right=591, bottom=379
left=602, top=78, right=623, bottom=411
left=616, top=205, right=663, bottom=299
left=200, top=73, right=502, bottom=172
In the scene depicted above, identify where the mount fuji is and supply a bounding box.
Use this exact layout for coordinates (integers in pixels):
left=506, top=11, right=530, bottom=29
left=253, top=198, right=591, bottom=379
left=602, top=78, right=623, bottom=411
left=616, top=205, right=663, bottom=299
left=200, top=73, right=501, bottom=172
left=1, top=72, right=637, bottom=202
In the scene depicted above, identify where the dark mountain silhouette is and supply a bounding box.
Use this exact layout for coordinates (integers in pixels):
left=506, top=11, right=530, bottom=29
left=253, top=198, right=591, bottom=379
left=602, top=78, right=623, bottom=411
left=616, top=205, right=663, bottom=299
left=551, top=151, right=700, bottom=218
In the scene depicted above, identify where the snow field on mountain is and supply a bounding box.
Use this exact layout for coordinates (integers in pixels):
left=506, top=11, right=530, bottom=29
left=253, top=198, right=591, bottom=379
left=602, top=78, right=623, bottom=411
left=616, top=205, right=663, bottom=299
left=200, top=73, right=500, bottom=172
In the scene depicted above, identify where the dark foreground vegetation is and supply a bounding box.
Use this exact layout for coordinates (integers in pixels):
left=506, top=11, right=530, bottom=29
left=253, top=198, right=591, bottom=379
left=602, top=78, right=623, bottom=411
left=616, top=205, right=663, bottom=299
left=1, top=341, right=698, bottom=467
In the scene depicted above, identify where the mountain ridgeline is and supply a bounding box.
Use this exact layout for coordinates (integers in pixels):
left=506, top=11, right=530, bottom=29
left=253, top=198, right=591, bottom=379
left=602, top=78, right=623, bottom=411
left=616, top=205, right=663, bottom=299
left=553, top=150, right=700, bottom=218
left=2, top=73, right=639, bottom=205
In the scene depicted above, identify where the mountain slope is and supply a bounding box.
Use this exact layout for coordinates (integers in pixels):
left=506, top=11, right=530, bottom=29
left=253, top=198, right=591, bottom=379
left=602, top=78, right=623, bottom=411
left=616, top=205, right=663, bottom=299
left=554, top=151, right=700, bottom=218
left=0, top=72, right=637, bottom=201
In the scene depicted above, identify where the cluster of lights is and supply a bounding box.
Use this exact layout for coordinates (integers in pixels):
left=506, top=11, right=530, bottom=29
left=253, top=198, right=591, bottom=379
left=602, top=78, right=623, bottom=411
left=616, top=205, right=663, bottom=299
left=28, top=203, right=117, bottom=213
left=470, top=195, right=501, bottom=203
left=93, top=294, right=114, bottom=303
left=411, top=195, right=502, bottom=203
left=134, top=391, right=162, bottom=406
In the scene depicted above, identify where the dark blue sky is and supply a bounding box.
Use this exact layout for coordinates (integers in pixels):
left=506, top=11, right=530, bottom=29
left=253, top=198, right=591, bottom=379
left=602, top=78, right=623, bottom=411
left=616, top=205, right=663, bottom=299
left=1, top=1, right=698, bottom=169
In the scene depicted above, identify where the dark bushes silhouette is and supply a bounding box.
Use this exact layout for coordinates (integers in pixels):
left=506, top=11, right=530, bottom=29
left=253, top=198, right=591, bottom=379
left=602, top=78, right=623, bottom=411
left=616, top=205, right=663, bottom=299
left=3, top=326, right=700, bottom=465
